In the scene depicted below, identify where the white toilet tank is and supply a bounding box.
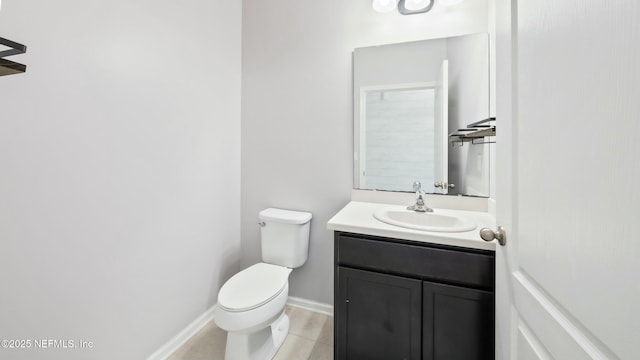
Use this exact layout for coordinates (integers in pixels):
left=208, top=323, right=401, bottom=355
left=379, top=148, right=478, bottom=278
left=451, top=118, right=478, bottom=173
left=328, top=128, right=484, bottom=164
left=259, top=208, right=312, bottom=268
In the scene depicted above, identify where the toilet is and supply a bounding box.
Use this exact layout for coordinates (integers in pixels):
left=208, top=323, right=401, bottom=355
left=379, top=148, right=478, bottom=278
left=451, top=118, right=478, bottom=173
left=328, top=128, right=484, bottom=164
left=214, top=208, right=312, bottom=360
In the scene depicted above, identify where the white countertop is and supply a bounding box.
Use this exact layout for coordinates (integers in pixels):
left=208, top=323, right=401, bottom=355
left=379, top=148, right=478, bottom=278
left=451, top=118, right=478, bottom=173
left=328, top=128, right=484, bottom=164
left=327, top=201, right=497, bottom=251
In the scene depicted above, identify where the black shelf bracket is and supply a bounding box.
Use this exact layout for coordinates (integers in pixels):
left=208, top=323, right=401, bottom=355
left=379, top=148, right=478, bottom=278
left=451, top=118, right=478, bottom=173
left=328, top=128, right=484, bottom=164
left=0, top=37, right=27, bottom=77
left=449, top=117, right=496, bottom=146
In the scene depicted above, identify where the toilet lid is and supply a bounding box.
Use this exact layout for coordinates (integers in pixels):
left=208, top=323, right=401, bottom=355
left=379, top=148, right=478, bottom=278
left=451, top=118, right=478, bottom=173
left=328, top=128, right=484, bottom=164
left=218, top=263, right=291, bottom=312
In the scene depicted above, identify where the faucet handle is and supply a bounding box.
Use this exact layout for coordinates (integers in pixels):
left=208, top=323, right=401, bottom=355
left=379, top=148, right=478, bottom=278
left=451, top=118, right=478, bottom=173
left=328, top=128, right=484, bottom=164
left=413, top=181, right=422, bottom=192
left=435, top=181, right=456, bottom=190
left=408, top=181, right=433, bottom=212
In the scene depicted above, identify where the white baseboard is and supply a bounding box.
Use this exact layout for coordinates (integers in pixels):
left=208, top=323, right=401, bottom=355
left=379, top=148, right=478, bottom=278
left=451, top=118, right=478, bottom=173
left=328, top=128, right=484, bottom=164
left=146, top=304, right=217, bottom=360
left=287, top=296, right=334, bottom=317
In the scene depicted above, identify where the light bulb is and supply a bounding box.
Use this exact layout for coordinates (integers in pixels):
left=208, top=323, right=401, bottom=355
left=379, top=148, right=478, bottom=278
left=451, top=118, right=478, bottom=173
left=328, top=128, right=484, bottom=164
left=440, top=0, right=465, bottom=6
left=404, top=0, right=431, bottom=11
left=372, top=0, right=398, bottom=13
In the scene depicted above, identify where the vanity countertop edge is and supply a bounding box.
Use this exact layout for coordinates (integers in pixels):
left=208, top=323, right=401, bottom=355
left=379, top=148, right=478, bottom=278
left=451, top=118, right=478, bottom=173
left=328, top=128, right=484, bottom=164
left=327, top=201, right=497, bottom=251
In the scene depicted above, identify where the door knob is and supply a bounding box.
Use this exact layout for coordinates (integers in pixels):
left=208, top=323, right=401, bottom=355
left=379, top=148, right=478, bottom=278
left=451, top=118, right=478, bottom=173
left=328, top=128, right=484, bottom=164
left=479, top=226, right=507, bottom=246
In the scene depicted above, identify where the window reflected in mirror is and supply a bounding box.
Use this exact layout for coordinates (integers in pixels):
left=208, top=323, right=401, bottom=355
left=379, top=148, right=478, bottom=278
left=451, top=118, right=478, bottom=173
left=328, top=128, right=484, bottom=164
left=361, top=86, right=439, bottom=192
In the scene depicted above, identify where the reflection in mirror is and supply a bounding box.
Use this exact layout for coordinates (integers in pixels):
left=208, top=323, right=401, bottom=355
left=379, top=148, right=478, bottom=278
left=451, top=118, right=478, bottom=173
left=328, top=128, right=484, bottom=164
left=360, top=85, right=440, bottom=192
left=353, top=33, right=491, bottom=197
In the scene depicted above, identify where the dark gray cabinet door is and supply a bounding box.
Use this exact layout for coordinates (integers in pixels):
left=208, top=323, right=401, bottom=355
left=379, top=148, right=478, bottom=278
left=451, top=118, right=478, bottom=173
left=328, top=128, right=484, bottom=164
left=422, top=282, right=494, bottom=360
left=336, top=267, right=422, bottom=360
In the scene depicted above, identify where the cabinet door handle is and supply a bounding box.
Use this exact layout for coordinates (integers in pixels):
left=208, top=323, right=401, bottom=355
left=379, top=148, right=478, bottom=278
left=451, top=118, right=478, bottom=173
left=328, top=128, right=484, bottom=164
left=479, top=226, right=507, bottom=246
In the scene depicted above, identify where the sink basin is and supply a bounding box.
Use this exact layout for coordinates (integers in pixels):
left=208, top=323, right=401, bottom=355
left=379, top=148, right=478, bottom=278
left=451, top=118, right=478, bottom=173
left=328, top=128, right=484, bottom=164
left=373, top=209, right=477, bottom=233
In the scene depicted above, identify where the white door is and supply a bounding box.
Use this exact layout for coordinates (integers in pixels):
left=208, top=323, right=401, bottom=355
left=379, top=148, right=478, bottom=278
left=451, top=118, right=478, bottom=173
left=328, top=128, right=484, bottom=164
left=494, top=1, right=640, bottom=359
left=434, top=60, right=449, bottom=194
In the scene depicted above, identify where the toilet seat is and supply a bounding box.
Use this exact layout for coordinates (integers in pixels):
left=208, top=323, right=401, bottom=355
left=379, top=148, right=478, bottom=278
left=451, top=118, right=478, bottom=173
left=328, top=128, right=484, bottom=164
left=218, top=262, right=292, bottom=312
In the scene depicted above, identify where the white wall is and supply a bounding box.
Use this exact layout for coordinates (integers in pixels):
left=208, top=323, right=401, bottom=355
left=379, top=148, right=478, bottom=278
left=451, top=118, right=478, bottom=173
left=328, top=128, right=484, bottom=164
left=241, top=0, right=489, bottom=305
left=447, top=34, right=491, bottom=196
left=353, top=39, right=447, bottom=88
left=0, top=1, right=241, bottom=359
left=488, top=0, right=497, bottom=200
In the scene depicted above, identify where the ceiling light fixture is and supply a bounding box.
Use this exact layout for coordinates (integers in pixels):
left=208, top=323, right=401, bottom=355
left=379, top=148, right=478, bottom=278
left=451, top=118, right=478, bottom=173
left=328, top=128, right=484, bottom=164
left=398, top=0, right=434, bottom=15
left=373, top=0, right=463, bottom=15
left=372, top=0, right=398, bottom=13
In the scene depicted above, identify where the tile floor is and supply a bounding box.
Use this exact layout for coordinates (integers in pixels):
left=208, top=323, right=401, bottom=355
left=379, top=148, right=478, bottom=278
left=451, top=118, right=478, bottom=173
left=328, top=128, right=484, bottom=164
left=168, top=305, right=333, bottom=360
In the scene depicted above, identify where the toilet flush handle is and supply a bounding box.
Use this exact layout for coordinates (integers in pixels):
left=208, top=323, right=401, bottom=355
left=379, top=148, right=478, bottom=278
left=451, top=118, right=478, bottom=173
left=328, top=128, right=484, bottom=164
left=258, top=221, right=266, bottom=227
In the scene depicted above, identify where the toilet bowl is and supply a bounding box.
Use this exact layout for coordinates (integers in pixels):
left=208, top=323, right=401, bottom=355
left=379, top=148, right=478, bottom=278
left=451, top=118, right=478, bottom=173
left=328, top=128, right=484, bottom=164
left=214, top=263, right=292, bottom=360
left=214, top=208, right=312, bottom=360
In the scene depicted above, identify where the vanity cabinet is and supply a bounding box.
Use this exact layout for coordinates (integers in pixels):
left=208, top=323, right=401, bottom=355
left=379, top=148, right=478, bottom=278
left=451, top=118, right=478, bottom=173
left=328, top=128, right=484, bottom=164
left=334, top=231, right=495, bottom=360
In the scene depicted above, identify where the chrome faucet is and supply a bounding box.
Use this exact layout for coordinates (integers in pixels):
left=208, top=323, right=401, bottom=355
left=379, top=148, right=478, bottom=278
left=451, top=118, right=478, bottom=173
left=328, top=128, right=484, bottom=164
left=407, top=181, right=433, bottom=212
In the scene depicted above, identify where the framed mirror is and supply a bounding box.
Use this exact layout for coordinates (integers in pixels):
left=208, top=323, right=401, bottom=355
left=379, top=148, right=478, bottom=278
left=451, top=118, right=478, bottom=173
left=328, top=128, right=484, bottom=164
left=353, top=33, right=491, bottom=197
